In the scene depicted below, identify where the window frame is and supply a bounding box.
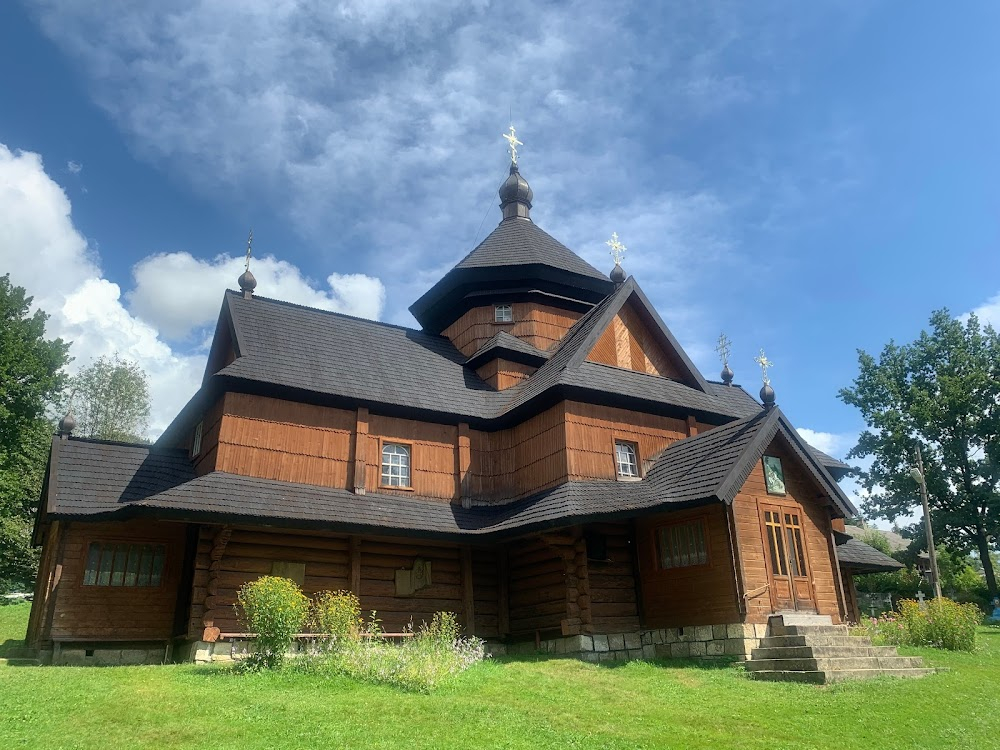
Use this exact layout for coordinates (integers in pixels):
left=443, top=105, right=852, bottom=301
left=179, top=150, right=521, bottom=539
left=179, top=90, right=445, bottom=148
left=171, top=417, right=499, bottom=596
left=191, top=420, right=204, bottom=458
left=494, top=304, right=513, bottom=323
left=654, top=516, right=711, bottom=571
left=613, top=438, right=641, bottom=480
left=80, top=539, right=168, bottom=589
left=379, top=439, right=414, bottom=490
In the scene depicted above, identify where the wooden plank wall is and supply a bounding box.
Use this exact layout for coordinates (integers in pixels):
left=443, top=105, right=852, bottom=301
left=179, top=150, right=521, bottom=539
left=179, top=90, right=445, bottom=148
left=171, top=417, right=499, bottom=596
left=364, top=416, right=458, bottom=500
left=565, top=401, right=700, bottom=481
left=475, top=358, right=537, bottom=390
left=507, top=537, right=567, bottom=635
left=215, top=393, right=355, bottom=488
left=586, top=523, right=641, bottom=634
left=731, top=436, right=843, bottom=623
left=189, top=527, right=497, bottom=638
left=635, top=505, right=741, bottom=628
left=469, top=404, right=568, bottom=502
left=443, top=302, right=583, bottom=358
left=585, top=300, right=684, bottom=380
left=193, top=396, right=224, bottom=476
left=41, top=520, right=187, bottom=643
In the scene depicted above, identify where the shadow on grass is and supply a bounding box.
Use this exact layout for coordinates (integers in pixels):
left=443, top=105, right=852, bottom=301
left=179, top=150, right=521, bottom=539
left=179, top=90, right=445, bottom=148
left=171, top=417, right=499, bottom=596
left=0, top=638, right=27, bottom=657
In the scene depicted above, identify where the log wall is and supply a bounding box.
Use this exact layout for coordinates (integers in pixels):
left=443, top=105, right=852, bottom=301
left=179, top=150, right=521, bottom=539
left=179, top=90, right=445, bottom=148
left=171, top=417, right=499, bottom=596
left=188, top=527, right=498, bottom=638
left=38, top=519, right=188, bottom=644
left=635, top=505, right=741, bottom=628
left=731, top=436, right=843, bottom=623
left=585, top=523, right=641, bottom=634
left=443, top=303, right=583, bottom=358
left=507, top=536, right=567, bottom=636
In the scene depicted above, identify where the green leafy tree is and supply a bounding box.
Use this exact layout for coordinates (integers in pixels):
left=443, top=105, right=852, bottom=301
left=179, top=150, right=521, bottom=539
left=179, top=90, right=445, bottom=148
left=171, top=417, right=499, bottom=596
left=840, top=309, right=1000, bottom=598
left=69, top=354, right=151, bottom=443
left=0, top=275, right=70, bottom=591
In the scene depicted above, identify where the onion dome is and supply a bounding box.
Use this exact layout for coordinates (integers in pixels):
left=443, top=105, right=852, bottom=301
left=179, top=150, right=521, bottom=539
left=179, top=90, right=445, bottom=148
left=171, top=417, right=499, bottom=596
left=58, top=409, right=76, bottom=436
left=610, top=263, right=626, bottom=285
left=721, top=363, right=734, bottom=386
left=760, top=383, right=776, bottom=410
left=238, top=269, right=257, bottom=297
left=499, top=164, right=533, bottom=220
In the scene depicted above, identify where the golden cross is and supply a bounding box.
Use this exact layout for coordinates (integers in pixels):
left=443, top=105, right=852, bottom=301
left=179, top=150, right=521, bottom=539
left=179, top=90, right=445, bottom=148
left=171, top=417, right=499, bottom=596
left=502, top=125, right=523, bottom=165
left=754, top=349, right=774, bottom=386
left=715, top=333, right=732, bottom=366
left=606, top=232, right=626, bottom=266
left=244, top=229, right=253, bottom=272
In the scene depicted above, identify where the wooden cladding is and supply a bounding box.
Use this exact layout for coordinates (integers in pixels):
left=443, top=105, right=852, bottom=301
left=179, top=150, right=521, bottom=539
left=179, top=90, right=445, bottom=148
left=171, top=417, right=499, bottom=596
left=475, top=358, right=537, bottom=390
left=34, top=520, right=187, bottom=644
left=189, top=527, right=499, bottom=638
left=731, top=435, right=842, bottom=623
left=585, top=299, right=684, bottom=380
left=636, top=505, right=740, bottom=628
left=443, top=302, right=583, bottom=358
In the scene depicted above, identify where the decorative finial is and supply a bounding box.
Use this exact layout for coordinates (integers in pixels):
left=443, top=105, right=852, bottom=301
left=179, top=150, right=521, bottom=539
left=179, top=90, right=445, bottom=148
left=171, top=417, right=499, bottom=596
left=606, top=232, right=627, bottom=285
left=716, top=333, right=734, bottom=386
left=58, top=409, right=76, bottom=438
left=502, top=125, right=523, bottom=165
left=754, top=348, right=776, bottom=409
left=237, top=229, right=257, bottom=299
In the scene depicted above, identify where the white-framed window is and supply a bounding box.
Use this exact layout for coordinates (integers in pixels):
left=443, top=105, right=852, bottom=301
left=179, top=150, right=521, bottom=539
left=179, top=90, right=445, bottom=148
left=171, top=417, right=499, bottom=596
left=494, top=304, right=513, bottom=323
left=191, top=420, right=203, bottom=457
left=381, top=443, right=411, bottom=487
left=615, top=440, right=639, bottom=478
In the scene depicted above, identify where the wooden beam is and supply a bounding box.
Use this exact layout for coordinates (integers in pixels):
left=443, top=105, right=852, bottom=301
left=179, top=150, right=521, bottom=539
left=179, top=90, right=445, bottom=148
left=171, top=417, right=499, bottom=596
left=349, top=535, right=361, bottom=595
left=461, top=546, right=475, bottom=636
left=202, top=525, right=232, bottom=642
left=827, top=520, right=849, bottom=624
left=458, top=422, right=471, bottom=508
left=497, top=546, right=510, bottom=637
left=725, top=504, right=747, bottom=616
left=353, top=407, right=369, bottom=495
left=686, top=415, right=698, bottom=437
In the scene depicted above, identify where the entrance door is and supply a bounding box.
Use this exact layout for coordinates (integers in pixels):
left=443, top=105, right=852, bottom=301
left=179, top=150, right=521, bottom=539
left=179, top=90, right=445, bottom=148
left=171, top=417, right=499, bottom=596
left=760, top=503, right=816, bottom=612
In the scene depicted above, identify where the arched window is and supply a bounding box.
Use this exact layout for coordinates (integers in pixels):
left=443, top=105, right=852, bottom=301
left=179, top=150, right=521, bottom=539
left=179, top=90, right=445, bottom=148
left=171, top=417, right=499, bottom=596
left=615, top=440, right=639, bottom=478
left=381, top=443, right=411, bottom=487
left=494, top=304, right=513, bottom=323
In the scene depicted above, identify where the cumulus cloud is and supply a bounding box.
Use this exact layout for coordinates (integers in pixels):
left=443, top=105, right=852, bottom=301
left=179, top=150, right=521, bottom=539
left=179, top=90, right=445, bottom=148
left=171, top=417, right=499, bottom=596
left=128, top=252, right=384, bottom=341
left=967, top=291, right=1000, bottom=329
left=0, top=143, right=383, bottom=438
left=796, top=427, right=856, bottom=459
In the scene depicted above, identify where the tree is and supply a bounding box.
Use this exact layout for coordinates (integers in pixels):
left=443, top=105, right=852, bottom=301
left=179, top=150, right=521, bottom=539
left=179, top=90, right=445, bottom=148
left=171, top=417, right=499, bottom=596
left=840, top=309, right=1000, bottom=598
left=69, top=354, right=151, bottom=443
left=0, top=275, right=70, bottom=591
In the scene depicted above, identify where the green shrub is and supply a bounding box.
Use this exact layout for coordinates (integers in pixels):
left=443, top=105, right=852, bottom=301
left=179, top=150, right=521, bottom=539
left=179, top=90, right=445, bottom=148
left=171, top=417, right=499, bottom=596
left=856, top=596, right=982, bottom=652
left=236, top=576, right=310, bottom=670
left=311, top=590, right=362, bottom=649
left=419, top=611, right=461, bottom=647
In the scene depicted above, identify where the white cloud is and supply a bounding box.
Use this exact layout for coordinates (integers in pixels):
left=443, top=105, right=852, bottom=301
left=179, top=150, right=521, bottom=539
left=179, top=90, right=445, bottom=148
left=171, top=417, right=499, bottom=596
left=0, top=143, right=383, bottom=438
left=128, top=252, right=384, bottom=340
left=66, top=160, right=82, bottom=174
left=967, top=291, right=1000, bottom=329
left=796, top=427, right=855, bottom=459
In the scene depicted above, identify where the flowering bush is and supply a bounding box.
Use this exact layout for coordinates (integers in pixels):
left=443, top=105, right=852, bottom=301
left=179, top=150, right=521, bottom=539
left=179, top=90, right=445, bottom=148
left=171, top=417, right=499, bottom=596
left=235, top=576, right=310, bottom=670
left=311, top=590, right=362, bottom=649
left=855, top=596, right=982, bottom=652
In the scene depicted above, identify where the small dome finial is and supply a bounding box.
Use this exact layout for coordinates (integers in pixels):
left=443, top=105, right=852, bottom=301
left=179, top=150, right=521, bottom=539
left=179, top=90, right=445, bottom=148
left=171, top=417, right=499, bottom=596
left=716, top=333, right=734, bottom=386
left=754, top=348, right=776, bottom=410
left=58, top=409, right=76, bottom=437
left=499, top=163, right=533, bottom=220
left=606, top=232, right=627, bottom=286
left=238, top=229, right=257, bottom=298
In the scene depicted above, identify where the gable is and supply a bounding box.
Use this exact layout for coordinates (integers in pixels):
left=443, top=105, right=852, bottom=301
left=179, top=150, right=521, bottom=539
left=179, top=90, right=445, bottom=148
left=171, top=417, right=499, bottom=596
left=585, top=296, right=686, bottom=381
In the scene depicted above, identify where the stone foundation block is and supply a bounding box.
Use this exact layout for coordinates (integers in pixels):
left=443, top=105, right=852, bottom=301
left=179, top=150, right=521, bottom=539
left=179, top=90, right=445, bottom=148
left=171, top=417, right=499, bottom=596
left=624, top=633, right=642, bottom=650
left=608, top=634, right=625, bottom=651
left=707, top=640, right=726, bottom=656
left=695, top=626, right=714, bottom=642
left=689, top=641, right=707, bottom=657
left=662, top=628, right=678, bottom=644
left=678, top=627, right=695, bottom=642
left=642, top=644, right=656, bottom=659
left=627, top=649, right=643, bottom=661
left=670, top=642, right=691, bottom=658
left=727, top=623, right=755, bottom=639
left=712, top=624, right=728, bottom=639
left=593, top=635, right=609, bottom=652
left=725, top=638, right=748, bottom=656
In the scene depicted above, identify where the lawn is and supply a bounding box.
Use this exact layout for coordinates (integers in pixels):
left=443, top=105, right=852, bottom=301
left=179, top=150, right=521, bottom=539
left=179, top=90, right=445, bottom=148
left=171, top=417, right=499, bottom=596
left=1, top=602, right=998, bottom=750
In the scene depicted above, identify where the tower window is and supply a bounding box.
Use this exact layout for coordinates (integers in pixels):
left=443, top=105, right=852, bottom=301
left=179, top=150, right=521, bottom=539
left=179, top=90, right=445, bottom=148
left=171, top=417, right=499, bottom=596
left=494, top=304, right=513, bottom=323
left=615, top=440, right=639, bottom=478
left=381, top=443, right=411, bottom=487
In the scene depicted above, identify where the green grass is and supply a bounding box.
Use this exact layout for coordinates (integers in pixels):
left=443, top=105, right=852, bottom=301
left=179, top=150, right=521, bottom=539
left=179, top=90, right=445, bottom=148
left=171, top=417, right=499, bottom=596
left=1, top=602, right=999, bottom=750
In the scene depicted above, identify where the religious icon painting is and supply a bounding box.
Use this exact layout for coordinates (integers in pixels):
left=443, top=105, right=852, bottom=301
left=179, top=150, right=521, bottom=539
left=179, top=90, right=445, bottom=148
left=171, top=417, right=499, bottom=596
left=762, top=456, right=786, bottom=496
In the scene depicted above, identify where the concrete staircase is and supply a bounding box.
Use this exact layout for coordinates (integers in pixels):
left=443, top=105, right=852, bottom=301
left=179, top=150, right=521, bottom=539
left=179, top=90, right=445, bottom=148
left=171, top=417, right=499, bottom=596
left=745, top=613, right=934, bottom=684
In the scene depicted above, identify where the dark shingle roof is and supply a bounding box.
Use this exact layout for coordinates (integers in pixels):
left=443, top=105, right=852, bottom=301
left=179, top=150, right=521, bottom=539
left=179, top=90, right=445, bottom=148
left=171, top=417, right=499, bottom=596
left=834, top=531, right=904, bottom=572
left=465, top=331, right=550, bottom=369
left=454, top=219, right=609, bottom=280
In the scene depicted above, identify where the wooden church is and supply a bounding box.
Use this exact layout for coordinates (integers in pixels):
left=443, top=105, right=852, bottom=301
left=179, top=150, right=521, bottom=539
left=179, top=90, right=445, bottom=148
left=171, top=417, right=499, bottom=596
left=26, top=139, right=902, bottom=667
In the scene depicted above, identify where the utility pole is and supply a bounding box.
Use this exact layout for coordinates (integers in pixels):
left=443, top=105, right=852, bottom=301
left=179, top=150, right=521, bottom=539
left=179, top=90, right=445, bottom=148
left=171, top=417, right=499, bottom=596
left=910, top=446, right=943, bottom=599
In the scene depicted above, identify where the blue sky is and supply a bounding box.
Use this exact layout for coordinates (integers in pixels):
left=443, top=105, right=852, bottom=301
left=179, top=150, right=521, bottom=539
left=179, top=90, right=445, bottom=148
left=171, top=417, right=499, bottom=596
left=1, top=2, right=999, bottom=515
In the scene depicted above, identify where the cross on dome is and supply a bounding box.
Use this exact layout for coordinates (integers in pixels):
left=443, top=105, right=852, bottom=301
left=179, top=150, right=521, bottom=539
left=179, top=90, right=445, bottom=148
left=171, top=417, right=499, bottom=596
left=244, top=229, right=253, bottom=272
left=606, top=232, right=626, bottom=266
left=715, top=333, right=732, bottom=367
left=502, top=125, right=523, bottom=165
left=754, top=349, right=774, bottom=386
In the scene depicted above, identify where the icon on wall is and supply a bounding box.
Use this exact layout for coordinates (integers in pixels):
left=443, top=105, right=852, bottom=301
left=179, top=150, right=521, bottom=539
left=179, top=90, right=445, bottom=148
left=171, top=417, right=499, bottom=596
left=762, top=456, right=786, bottom=496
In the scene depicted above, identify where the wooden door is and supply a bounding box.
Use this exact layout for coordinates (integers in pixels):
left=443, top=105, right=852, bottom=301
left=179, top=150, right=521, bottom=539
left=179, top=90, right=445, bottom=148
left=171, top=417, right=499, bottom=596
left=760, top=503, right=816, bottom=612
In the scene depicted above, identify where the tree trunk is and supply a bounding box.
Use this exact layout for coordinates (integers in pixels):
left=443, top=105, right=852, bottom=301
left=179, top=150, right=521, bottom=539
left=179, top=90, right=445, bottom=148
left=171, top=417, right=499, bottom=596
left=974, top=523, right=998, bottom=599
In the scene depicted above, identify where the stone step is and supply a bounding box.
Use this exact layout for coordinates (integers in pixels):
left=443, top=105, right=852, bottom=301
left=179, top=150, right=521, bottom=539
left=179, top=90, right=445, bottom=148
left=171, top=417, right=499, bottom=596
left=746, top=656, right=925, bottom=672
left=769, top=624, right=850, bottom=637
left=751, top=644, right=902, bottom=660
left=757, top=634, right=871, bottom=649
left=0, top=657, right=41, bottom=667
left=769, top=613, right=833, bottom=627
left=751, top=668, right=935, bottom=684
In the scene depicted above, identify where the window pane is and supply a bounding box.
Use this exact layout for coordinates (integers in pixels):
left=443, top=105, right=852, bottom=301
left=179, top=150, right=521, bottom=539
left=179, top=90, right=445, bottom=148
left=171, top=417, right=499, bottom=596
left=792, top=527, right=807, bottom=577
left=124, top=545, right=141, bottom=586
left=137, top=545, right=153, bottom=586
left=494, top=305, right=512, bottom=322
left=785, top=528, right=800, bottom=576
left=84, top=543, right=102, bottom=586
left=150, top=546, right=165, bottom=586
left=97, top=546, right=115, bottom=586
